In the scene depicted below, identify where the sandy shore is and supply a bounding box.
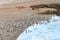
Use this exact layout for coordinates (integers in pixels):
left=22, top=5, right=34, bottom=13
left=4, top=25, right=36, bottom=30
left=0, top=7, right=52, bottom=40
left=0, top=0, right=58, bottom=40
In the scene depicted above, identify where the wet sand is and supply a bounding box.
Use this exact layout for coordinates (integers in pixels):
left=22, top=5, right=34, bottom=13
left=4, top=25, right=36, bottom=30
left=0, top=7, right=52, bottom=40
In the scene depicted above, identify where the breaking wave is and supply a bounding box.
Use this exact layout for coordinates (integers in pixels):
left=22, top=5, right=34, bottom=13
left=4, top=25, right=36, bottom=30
left=17, top=15, right=60, bottom=40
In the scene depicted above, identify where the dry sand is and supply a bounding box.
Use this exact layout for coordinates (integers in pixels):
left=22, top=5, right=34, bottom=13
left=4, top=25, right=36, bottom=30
left=0, top=0, right=60, bottom=8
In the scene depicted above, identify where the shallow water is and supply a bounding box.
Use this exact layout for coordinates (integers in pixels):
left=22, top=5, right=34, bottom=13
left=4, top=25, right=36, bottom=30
left=16, top=15, right=60, bottom=40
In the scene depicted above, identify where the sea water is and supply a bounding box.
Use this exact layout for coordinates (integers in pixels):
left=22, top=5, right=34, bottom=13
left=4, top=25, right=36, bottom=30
left=16, top=15, right=60, bottom=40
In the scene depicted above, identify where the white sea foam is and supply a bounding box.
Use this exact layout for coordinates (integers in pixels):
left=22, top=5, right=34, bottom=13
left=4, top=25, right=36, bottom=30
left=16, top=15, right=60, bottom=40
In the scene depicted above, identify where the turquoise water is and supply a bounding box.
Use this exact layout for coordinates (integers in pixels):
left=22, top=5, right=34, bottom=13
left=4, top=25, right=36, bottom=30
left=17, top=15, right=60, bottom=40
